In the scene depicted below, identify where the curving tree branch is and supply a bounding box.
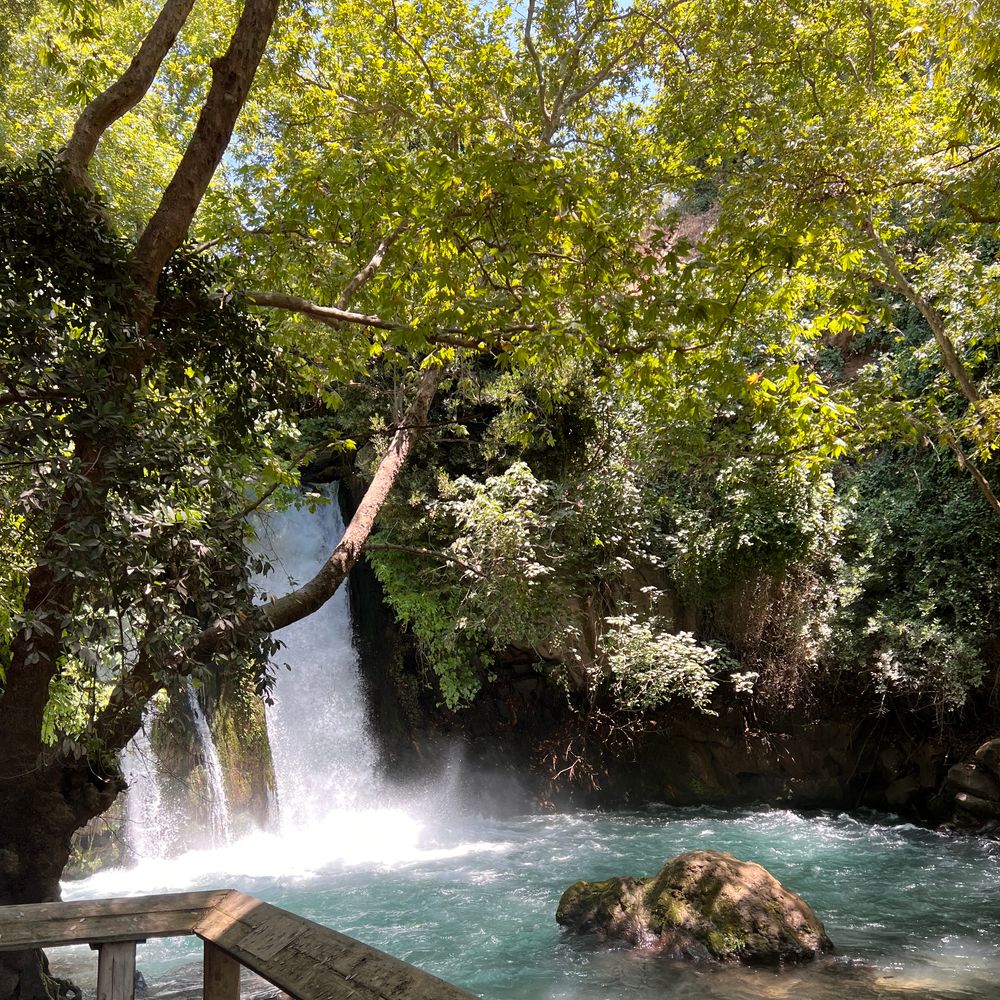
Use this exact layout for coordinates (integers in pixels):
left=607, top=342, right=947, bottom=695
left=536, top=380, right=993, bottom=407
left=132, top=0, right=280, bottom=296
left=94, top=362, right=446, bottom=753
left=61, top=0, right=196, bottom=186
left=336, top=220, right=410, bottom=309
left=247, top=288, right=532, bottom=349
left=864, top=217, right=982, bottom=409
left=247, top=290, right=396, bottom=330
left=262, top=362, right=445, bottom=629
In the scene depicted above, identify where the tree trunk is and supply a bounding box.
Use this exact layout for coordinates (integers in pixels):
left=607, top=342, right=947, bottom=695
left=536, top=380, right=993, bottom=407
left=0, top=761, right=122, bottom=1000
left=0, top=5, right=282, bottom=995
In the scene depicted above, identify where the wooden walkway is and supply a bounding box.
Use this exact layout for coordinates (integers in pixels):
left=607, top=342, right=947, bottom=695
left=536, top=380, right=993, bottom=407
left=0, top=890, right=479, bottom=1000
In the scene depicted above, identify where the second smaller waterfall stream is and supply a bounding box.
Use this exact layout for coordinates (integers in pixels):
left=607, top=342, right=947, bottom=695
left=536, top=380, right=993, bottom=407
left=185, top=684, right=232, bottom=846
left=121, top=714, right=173, bottom=861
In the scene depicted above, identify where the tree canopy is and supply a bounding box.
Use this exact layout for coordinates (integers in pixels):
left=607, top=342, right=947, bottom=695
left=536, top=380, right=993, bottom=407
left=2, top=5, right=1000, bottom=984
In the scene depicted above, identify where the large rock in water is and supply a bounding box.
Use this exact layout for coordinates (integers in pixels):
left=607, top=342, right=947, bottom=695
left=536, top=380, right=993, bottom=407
left=556, top=850, right=833, bottom=964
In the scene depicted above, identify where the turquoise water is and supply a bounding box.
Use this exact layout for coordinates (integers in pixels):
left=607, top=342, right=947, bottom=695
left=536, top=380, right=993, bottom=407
left=57, top=806, right=1000, bottom=999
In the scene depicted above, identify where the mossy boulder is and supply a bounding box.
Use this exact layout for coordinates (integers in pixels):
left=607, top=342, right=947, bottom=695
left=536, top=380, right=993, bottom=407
left=556, top=849, right=833, bottom=964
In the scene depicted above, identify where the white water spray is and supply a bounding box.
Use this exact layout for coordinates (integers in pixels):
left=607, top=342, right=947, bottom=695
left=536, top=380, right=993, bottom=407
left=83, top=484, right=475, bottom=894
left=120, top=713, right=173, bottom=861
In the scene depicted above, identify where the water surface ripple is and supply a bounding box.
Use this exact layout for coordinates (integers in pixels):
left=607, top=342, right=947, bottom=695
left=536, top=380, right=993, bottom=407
left=60, top=806, right=1000, bottom=1000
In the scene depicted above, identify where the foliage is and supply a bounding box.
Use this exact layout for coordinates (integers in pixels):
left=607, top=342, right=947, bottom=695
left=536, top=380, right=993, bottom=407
left=0, top=156, right=292, bottom=745
left=370, top=452, right=663, bottom=708
left=5, top=0, right=1000, bottom=788
left=661, top=460, right=838, bottom=602
left=605, top=617, right=741, bottom=714
left=830, top=446, right=1000, bottom=713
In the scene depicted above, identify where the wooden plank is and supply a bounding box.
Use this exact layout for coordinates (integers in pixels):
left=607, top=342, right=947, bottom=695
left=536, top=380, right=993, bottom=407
left=196, top=892, right=478, bottom=1000
left=203, top=940, right=241, bottom=1000
left=0, top=889, right=479, bottom=1000
left=95, top=941, right=136, bottom=1000
left=0, top=891, right=232, bottom=950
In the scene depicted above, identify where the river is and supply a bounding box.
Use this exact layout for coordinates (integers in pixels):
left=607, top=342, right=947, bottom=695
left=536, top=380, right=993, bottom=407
left=54, top=490, right=1000, bottom=1000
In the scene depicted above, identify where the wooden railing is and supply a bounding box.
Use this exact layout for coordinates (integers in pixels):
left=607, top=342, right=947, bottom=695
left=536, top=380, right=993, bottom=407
left=0, top=890, right=479, bottom=1000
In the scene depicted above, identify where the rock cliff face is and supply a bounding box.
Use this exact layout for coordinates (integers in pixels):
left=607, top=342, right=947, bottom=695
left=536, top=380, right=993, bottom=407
left=335, top=486, right=982, bottom=821
left=209, top=674, right=275, bottom=832
left=557, top=850, right=833, bottom=963
left=403, top=653, right=966, bottom=820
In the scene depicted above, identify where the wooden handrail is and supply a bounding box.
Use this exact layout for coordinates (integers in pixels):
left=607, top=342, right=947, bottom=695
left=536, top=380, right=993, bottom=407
left=0, top=890, right=478, bottom=1000
left=0, top=891, right=229, bottom=949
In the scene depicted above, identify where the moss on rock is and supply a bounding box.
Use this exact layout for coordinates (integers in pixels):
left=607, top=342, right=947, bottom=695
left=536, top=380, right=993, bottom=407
left=556, top=849, right=833, bottom=964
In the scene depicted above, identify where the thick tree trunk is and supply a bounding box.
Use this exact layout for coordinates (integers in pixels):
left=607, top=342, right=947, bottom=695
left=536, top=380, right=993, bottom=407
left=0, top=7, right=281, bottom=997
left=132, top=0, right=280, bottom=295
left=0, top=762, right=122, bottom=1000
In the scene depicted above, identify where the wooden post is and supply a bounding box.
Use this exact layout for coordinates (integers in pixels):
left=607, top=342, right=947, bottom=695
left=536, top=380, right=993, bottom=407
left=93, top=941, right=137, bottom=1000
left=203, top=939, right=241, bottom=1000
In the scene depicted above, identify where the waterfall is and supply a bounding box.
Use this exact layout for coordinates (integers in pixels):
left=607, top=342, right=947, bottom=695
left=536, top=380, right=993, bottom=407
left=186, top=684, right=232, bottom=846
left=121, top=689, right=233, bottom=857
left=257, top=484, right=380, bottom=829
left=91, top=482, right=468, bottom=889
left=121, top=713, right=174, bottom=860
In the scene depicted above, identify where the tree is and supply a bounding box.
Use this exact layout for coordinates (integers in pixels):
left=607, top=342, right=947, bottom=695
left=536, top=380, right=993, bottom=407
left=655, top=0, right=1000, bottom=505
left=1, top=3, right=867, bottom=995
left=0, top=5, right=735, bottom=997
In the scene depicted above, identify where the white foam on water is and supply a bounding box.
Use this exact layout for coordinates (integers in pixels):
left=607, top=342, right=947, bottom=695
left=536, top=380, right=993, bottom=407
left=120, top=711, right=175, bottom=861
left=63, top=809, right=510, bottom=898
left=70, top=484, right=496, bottom=898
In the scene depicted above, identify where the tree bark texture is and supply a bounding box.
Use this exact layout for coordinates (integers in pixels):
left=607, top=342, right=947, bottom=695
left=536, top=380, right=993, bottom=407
left=61, top=0, right=197, bottom=184
left=0, top=2, right=281, bottom=995
left=132, top=0, right=280, bottom=296
left=263, top=363, right=445, bottom=629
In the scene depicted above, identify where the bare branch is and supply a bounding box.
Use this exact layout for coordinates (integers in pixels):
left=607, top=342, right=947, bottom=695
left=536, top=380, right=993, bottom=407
left=61, top=0, right=196, bottom=185
left=246, top=288, right=533, bottom=349
left=524, top=0, right=551, bottom=136
left=247, top=290, right=396, bottom=330
left=557, top=34, right=648, bottom=117
left=336, top=220, right=410, bottom=309
left=939, top=426, right=1000, bottom=516
left=262, top=363, right=445, bottom=630
left=947, top=141, right=1000, bottom=171
left=908, top=410, right=1000, bottom=517
left=864, top=217, right=982, bottom=409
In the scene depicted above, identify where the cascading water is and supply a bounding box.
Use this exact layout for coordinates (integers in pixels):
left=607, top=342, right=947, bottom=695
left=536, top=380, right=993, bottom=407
left=121, top=685, right=234, bottom=857
left=253, top=484, right=465, bottom=866
left=258, top=483, right=378, bottom=826
left=120, top=713, right=173, bottom=861
left=185, top=684, right=232, bottom=846
left=104, top=484, right=470, bottom=885
left=64, top=489, right=1000, bottom=1000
